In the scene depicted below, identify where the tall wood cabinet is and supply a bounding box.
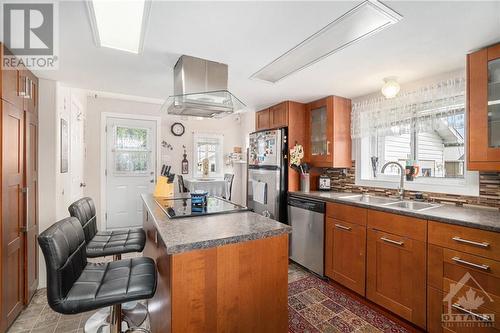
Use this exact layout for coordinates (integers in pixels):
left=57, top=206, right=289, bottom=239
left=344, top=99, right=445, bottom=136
left=0, top=43, right=39, bottom=331
left=467, top=43, right=500, bottom=171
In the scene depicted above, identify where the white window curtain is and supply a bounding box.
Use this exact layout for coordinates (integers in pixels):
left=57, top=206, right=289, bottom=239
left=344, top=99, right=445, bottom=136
left=351, top=71, right=466, bottom=139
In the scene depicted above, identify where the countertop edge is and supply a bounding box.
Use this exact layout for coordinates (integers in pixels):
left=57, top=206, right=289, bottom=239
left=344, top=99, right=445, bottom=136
left=289, top=192, right=500, bottom=233
left=142, top=194, right=292, bottom=255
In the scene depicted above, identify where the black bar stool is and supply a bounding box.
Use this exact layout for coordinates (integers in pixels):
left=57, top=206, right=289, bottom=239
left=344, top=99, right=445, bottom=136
left=68, top=197, right=148, bottom=329
left=38, top=217, right=157, bottom=333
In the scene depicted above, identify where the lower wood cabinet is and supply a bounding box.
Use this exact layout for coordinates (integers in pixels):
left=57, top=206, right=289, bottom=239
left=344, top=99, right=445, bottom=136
left=325, top=203, right=367, bottom=296
left=366, top=228, right=427, bottom=328
left=366, top=210, right=427, bottom=329
left=428, top=221, right=500, bottom=332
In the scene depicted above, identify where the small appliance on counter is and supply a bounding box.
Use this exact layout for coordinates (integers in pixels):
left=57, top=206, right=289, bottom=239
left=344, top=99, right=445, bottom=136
left=191, top=190, right=208, bottom=206
left=318, top=173, right=331, bottom=191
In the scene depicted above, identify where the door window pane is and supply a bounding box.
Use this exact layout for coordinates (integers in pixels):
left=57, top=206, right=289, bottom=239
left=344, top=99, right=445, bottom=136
left=115, top=126, right=148, bottom=150
left=113, top=126, right=150, bottom=175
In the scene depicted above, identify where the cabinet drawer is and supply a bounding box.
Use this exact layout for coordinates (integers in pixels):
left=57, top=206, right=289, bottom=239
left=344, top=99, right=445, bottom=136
left=428, top=245, right=500, bottom=314
left=367, top=209, right=427, bottom=241
left=428, top=287, right=498, bottom=333
left=326, top=202, right=366, bottom=226
left=429, top=221, right=500, bottom=261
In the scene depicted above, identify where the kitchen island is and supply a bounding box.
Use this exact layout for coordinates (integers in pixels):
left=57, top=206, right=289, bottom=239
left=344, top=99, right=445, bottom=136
left=141, top=194, right=291, bottom=333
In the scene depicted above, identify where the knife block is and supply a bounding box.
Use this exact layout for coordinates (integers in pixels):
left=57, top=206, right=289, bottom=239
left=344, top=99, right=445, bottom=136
left=154, top=176, right=175, bottom=198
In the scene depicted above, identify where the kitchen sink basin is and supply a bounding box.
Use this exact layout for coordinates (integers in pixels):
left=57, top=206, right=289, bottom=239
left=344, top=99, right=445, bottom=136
left=383, top=201, right=441, bottom=211
left=338, top=194, right=400, bottom=205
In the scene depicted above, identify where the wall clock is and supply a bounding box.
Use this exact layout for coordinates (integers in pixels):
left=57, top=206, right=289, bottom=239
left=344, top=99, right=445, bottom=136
left=171, top=122, right=185, bottom=136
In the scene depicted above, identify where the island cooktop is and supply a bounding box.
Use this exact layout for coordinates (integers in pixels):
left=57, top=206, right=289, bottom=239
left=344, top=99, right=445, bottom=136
left=155, top=196, right=247, bottom=219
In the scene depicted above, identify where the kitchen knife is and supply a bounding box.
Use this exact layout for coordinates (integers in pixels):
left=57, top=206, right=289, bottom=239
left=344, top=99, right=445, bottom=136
left=161, top=165, right=166, bottom=176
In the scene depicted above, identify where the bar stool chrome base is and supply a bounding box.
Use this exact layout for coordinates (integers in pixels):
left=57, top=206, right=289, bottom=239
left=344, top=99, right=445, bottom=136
left=122, top=301, right=148, bottom=327
left=84, top=305, right=149, bottom=333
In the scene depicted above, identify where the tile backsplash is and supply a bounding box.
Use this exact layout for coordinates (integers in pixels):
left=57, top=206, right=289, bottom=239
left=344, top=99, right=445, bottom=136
left=324, top=162, right=500, bottom=209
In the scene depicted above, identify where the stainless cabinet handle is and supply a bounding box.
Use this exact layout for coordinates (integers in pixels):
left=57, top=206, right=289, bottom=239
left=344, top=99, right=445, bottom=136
left=335, top=224, right=351, bottom=231
left=452, top=257, right=490, bottom=271
left=452, top=236, right=489, bottom=248
left=452, top=303, right=492, bottom=322
left=380, top=237, right=404, bottom=246
left=326, top=141, right=331, bottom=155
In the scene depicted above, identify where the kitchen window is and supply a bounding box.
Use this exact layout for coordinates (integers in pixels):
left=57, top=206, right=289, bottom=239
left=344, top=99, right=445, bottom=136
left=352, top=72, right=479, bottom=196
left=193, top=133, right=223, bottom=178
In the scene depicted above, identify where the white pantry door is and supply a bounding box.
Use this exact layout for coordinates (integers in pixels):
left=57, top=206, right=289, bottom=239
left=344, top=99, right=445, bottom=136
left=106, top=117, right=156, bottom=230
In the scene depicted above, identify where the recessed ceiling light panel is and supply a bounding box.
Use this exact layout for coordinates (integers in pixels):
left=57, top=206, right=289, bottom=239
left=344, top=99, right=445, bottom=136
left=87, top=0, right=151, bottom=54
left=251, top=0, right=403, bottom=83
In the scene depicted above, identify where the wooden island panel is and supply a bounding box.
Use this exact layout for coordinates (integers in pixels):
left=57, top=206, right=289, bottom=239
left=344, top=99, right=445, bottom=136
left=171, top=234, right=288, bottom=333
left=144, top=204, right=289, bottom=333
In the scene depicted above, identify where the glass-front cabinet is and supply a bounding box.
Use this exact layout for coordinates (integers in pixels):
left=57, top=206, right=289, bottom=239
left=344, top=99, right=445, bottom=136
left=467, top=43, right=500, bottom=171
left=305, top=96, right=352, bottom=168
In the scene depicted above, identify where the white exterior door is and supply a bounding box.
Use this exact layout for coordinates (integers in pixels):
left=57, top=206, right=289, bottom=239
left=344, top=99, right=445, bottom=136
left=70, top=99, right=85, bottom=202
left=105, top=117, right=156, bottom=230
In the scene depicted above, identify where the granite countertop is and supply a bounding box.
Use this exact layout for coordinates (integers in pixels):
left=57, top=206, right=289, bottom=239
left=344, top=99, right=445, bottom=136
left=290, top=191, right=500, bottom=233
left=141, top=194, right=291, bottom=254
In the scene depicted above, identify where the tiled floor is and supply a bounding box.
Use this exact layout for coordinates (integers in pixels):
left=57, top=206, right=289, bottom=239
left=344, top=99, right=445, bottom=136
left=9, top=263, right=410, bottom=333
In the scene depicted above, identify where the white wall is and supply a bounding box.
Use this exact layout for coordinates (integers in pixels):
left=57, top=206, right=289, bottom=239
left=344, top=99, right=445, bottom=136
left=85, top=96, right=245, bottom=229
left=38, top=79, right=58, bottom=288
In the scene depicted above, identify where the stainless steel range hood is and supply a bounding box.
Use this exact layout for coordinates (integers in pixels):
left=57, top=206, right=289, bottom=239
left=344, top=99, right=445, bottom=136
left=161, top=55, right=245, bottom=118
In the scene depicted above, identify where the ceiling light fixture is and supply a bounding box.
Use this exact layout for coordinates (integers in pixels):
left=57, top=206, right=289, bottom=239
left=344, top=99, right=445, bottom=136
left=251, top=0, right=402, bottom=83
left=87, top=0, right=151, bottom=54
left=381, top=77, right=400, bottom=98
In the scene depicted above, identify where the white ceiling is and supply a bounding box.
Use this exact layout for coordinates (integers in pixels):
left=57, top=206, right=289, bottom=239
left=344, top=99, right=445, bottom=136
left=36, top=1, right=500, bottom=110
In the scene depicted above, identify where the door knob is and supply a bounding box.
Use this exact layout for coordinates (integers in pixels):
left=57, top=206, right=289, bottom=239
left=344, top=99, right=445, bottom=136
left=150, top=179, right=155, bottom=183
left=80, top=183, right=86, bottom=187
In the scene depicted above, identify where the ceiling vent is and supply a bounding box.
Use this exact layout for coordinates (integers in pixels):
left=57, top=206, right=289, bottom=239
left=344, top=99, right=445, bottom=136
left=161, top=55, right=245, bottom=118
left=251, top=0, right=403, bottom=83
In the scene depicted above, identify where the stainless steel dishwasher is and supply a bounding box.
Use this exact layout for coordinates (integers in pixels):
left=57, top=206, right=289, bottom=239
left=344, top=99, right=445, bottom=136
left=288, top=195, right=325, bottom=276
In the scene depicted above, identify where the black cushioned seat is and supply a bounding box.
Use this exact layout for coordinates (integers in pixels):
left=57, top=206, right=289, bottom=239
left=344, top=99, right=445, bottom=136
left=38, top=217, right=157, bottom=315
left=68, top=197, right=146, bottom=258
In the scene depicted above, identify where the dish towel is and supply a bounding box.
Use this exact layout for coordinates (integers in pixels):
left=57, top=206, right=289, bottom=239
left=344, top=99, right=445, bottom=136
left=252, top=180, right=267, bottom=205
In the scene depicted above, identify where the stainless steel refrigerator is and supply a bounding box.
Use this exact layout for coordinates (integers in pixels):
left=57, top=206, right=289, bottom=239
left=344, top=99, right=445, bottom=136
left=247, top=128, right=287, bottom=223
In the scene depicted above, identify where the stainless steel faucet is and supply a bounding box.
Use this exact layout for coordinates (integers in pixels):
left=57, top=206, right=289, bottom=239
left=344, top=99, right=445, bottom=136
left=381, top=161, right=405, bottom=200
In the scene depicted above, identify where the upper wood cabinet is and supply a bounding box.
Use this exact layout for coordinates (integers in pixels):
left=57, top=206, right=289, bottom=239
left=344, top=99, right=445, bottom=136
left=269, top=102, right=288, bottom=128
left=305, top=96, right=351, bottom=168
left=255, top=108, right=270, bottom=131
left=467, top=43, right=500, bottom=171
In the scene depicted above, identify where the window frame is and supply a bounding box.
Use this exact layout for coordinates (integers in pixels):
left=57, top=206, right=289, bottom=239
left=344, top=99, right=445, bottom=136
left=354, top=112, right=479, bottom=196
left=192, top=133, right=224, bottom=178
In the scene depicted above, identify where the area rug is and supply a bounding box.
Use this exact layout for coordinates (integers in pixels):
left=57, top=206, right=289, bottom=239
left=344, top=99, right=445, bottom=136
left=288, top=276, right=411, bottom=333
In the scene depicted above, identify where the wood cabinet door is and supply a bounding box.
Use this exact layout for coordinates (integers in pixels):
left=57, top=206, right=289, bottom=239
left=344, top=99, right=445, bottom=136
left=1, top=45, right=24, bottom=110
left=255, top=109, right=270, bottom=131
left=325, top=217, right=366, bottom=296
left=366, top=228, right=426, bottom=329
left=23, top=110, right=38, bottom=304
left=1, top=101, right=25, bottom=330
left=269, top=102, right=288, bottom=128
left=23, top=71, right=38, bottom=114
left=305, top=97, right=333, bottom=166
left=467, top=43, right=500, bottom=170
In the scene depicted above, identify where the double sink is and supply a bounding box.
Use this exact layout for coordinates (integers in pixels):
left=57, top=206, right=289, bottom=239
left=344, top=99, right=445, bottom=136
left=338, top=194, right=442, bottom=212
